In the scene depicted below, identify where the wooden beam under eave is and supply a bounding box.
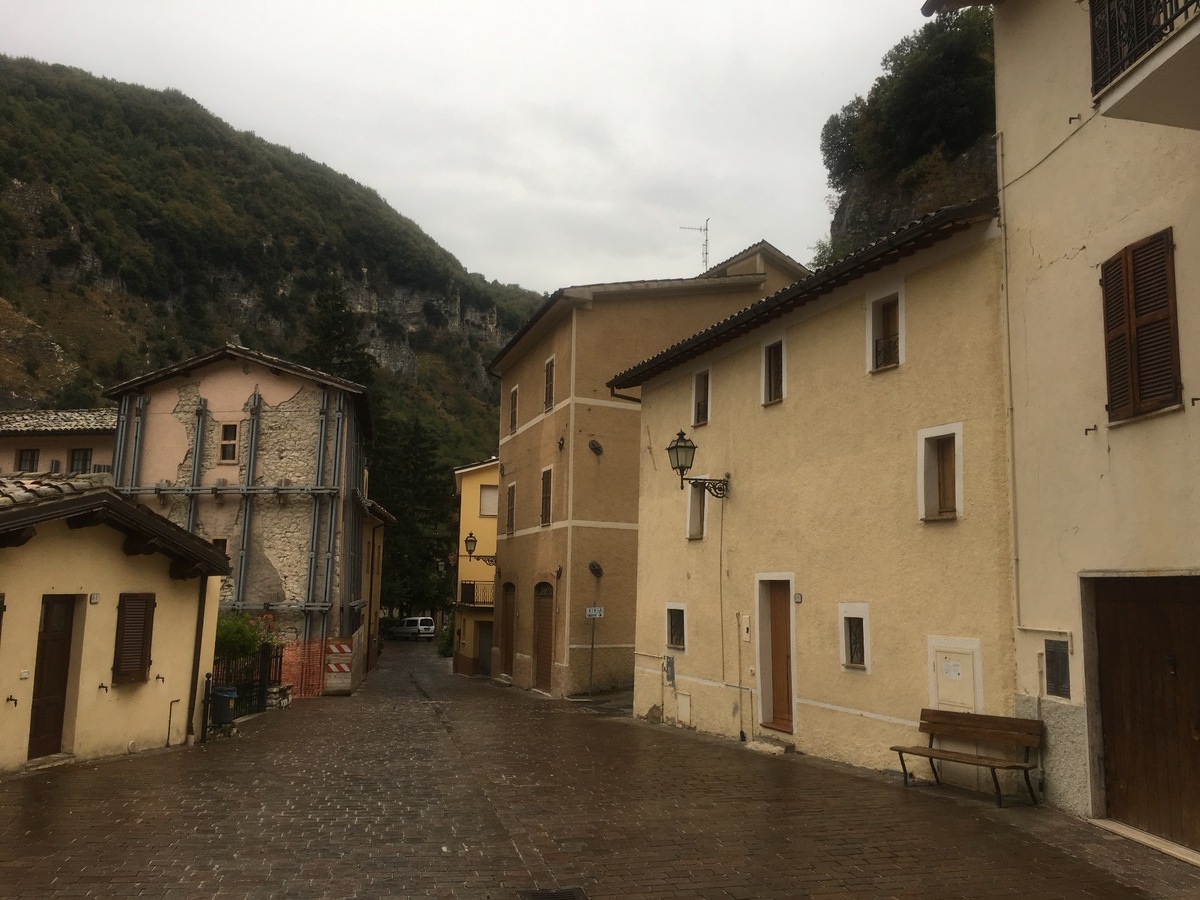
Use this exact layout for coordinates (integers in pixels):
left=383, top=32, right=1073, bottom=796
left=122, top=533, right=160, bottom=556
left=169, top=558, right=202, bottom=580
left=0, top=526, right=36, bottom=548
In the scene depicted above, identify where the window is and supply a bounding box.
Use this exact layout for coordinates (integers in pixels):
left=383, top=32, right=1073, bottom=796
left=505, top=484, right=515, bottom=535
left=838, top=602, right=870, bottom=672
left=112, top=593, right=155, bottom=684
left=92, top=464, right=113, bottom=474
left=763, top=340, right=784, bottom=405
left=16, top=449, right=38, bottom=471
left=1045, top=639, right=1071, bottom=699
left=686, top=482, right=706, bottom=540
left=540, top=468, right=552, bottom=526
left=509, top=387, right=518, bottom=434
left=70, top=448, right=93, bottom=473
left=666, top=605, right=686, bottom=650
left=479, top=484, right=498, bottom=517
left=1102, top=228, right=1180, bottom=422
left=693, top=370, right=710, bottom=426
left=871, top=294, right=901, bottom=370
left=917, top=423, right=963, bottom=521
left=544, top=358, right=555, bottom=412
left=212, top=538, right=228, bottom=559
left=219, top=423, right=238, bottom=462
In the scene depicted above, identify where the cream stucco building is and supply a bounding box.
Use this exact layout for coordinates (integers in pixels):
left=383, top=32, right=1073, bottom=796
left=452, top=457, right=499, bottom=677
left=920, top=0, right=1200, bottom=850
left=0, top=408, right=116, bottom=476
left=612, top=200, right=1015, bottom=780
left=103, top=345, right=390, bottom=695
left=0, top=473, right=228, bottom=774
left=489, top=243, right=808, bottom=697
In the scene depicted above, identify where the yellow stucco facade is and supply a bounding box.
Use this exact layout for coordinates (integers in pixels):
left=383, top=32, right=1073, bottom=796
left=491, top=245, right=808, bottom=698
left=627, top=218, right=1014, bottom=779
left=453, top=457, right=499, bottom=677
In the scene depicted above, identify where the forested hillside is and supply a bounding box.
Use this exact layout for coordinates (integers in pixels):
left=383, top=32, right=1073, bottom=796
left=0, top=54, right=544, bottom=614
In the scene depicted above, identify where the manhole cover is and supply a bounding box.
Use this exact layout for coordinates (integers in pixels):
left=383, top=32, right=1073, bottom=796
left=517, top=890, right=588, bottom=900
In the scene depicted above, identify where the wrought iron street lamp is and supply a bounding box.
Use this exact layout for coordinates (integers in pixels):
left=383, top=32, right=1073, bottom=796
left=666, top=430, right=730, bottom=498
left=463, top=531, right=496, bottom=566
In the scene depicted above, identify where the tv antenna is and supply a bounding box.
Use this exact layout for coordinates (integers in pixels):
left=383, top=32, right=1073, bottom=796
left=680, top=218, right=710, bottom=272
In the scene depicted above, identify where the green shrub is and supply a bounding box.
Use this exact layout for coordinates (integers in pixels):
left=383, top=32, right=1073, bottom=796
left=435, top=613, right=454, bottom=658
left=215, top=612, right=284, bottom=658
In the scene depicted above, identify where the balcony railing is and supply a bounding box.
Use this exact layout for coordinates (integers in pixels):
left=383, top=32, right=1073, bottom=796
left=459, top=580, right=495, bottom=608
left=874, top=334, right=900, bottom=370
left=1092, top=0, right=1199, bottom=93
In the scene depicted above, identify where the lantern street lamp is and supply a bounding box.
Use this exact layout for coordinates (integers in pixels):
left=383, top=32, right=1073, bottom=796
left=463, top=531, right=496, bottom=566
left=666, top=430, right=730, bottom=498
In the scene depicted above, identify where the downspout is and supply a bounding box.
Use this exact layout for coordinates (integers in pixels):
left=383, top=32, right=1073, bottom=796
left=322, top=392, right=346, bottom=639
left=233, top=391, right=262, bottom=608
left=186, top=398, right=208, bottom=534
left=608, top=385, right=642, bottom=404
left=304, top=390, right=330, bottom=642
left=186, top=574, right=210, bottom=742
left=128, top=394, right=149, bottom=489
left=113, top=394, right=132, bottom=486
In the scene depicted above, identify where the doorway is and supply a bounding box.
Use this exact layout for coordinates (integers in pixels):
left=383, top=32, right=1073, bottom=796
left=758, top=580, right=793, bottom=732
left=28, top=595, right=76, bottom=760
left=477, top=622, right=493, bottom=677
left=1094, top=576, right=1200, bottom=851
left=533, top=582, right=554, bottom=693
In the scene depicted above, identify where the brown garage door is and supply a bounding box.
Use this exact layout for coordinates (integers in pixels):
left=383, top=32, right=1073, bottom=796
left=1095, top=576, right=1200, bottom=850
left=534, top=582, right=554, bottom=693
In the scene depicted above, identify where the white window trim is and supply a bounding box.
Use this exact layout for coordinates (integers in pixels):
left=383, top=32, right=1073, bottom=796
left=665, top=603, right=687, bottom=652
left=692, top=367, right=711, bottom=426
left=685, top=480, right=707, bottom=540
left=479, top=483, right=499, bottom=518
left=916, top=422, right=963, bottom=521
left=838, top=601, right=872, bottom=674
left=865, top=285, right=905, bottom=372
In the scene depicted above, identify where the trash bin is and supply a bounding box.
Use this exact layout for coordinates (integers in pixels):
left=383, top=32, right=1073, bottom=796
left=211, top=686, right=237, bottom=725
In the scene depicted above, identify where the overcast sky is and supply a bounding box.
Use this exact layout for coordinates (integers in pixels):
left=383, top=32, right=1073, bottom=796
left=4, top=2, right=930, bottom=294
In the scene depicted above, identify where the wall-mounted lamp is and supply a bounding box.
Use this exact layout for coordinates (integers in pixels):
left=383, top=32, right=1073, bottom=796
left=666, top=430, right=730, bottom=498
left=554, top=565, right=563, bottom=580
left=98, top=684, right=109, bottom=693
left=463, top=531, right=496, bottom=566
left=588, top=439, right=603, bottom=456
left=5, top=695, right=16, bottom=707
left=557, top=436, right=565, bottom=451
left=588, top=561, right=604, bottom=577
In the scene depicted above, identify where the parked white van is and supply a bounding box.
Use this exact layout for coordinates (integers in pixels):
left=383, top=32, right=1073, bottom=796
left=389, top=616, right=435, bottom=641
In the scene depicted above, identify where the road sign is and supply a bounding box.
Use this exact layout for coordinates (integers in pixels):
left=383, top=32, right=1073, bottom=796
left=585, top=606, right=604, bottom=619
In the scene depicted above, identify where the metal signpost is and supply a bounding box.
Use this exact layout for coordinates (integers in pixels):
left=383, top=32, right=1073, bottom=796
left=585, top=607, right=603, bottom=695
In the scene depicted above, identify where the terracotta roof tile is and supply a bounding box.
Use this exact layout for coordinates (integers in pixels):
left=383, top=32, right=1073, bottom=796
left=0, top=408, right=117, bottom=435
left=0, top=472, right=113, bottom=509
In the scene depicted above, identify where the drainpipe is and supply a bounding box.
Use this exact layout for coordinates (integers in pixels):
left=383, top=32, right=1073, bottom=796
left=113, top=394, right=132, bottom=486
left=186, top=575, right=210, bottom=742
left=322, top=393, right=346, bottom=639
left=186, top=398, right=208, bottom=533
left=234, top=391, right=262, bottom=608
left=304, top=391, right=330, bottom=642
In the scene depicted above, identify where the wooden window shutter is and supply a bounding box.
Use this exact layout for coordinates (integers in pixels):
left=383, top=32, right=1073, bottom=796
left=112, top=593, right=156, bottom=684
left=1103, top=229, right=1180, bottom=421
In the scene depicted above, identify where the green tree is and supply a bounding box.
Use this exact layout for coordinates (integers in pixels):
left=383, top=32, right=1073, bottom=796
left=296, top=291, right=378, bottom=386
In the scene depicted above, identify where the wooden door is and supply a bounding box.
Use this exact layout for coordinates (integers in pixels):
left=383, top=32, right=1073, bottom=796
left=477, top=622, right=493, bottom=677
left=1096, top=577, right=1200, bottom=851
left=500, top=583, right=515, bottom=675
left=28, top=595, right=76, bottom=760
left=534, top=583, right=554, bottom=693
left=767, top=581, right=792, bottom=731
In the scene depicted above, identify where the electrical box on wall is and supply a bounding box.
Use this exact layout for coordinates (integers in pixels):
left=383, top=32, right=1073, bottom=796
left=740, top=614, right=751, bottom=642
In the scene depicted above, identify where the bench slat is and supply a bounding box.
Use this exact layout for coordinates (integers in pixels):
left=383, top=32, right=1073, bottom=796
left=889, top=744, right=1036, bottom=771
left=916, top=708, right=1042, bottom=747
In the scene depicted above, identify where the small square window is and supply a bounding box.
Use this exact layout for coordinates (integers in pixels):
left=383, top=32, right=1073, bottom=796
left=219, top=424, right=239, bottom=463
left=763, top=341, right=784, bottom=405
left=666, top=606, right=686, bottom=650
left=693, top=370, right=710, bottom=426
left=212, top=538, right=228, bottom=558
left=844, top=617, right=865, bottom=667
left=16, top=448, right=39, bottom=471
left=838, top=602, right=870, bottom=672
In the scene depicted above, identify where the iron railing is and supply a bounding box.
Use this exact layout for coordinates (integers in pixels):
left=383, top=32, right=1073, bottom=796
left=460, top=580, right=495, bottom=607
left=1092, top=0, right=1199, bottom=94
left=874, top=334, right=900, bottom=369
left=212, top=643, right=283, bottom=719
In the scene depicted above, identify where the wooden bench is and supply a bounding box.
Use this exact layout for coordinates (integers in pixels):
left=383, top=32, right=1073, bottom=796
left=890, top=708, right=1043, bottom=807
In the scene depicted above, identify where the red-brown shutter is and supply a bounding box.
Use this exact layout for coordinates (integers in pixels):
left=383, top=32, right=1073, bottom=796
left=1102, top=228, right=1179, bottom=422
left=112, top=593, right=155, bottom=684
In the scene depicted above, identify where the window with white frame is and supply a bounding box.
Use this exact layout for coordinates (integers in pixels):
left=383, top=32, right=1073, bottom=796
left=763, top=339, right=784, bottom=405
left=917, top=422, right=963, bottom=521
left=219, top=423, right=239, bottom=463
left=869, top=292, right=902, bottom=371
left=686, top=481, right=706, bottom=540
left=693, top=369, right=710, bottom=426
left=479, top=484, right=498, bottom=517
left=16, top=448, right=38, bottom=471
left=838, top=601, right=871, bottom=672
left=666, top=604, right=686, bottom=651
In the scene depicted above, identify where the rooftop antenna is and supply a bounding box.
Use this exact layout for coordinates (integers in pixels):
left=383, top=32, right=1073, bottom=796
left=680, top=218, right=710, bottom=272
